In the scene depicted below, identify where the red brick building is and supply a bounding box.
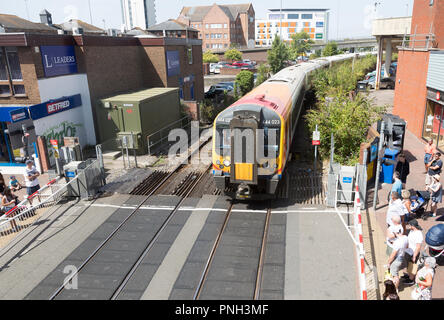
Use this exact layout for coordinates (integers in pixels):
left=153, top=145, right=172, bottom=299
left=393, top=0, right=444, bottom=150
left=177, top=3, right=255, bottom=50
left=0, top=27, right=203, bottom=169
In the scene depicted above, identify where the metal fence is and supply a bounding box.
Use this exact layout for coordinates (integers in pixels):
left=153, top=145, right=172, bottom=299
left=0, top=159, right=105, bottom=250
left=147, top=116, right=192, bottom=155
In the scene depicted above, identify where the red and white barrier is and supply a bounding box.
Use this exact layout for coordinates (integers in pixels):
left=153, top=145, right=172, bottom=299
left=354, top=185, right=367, bottom=300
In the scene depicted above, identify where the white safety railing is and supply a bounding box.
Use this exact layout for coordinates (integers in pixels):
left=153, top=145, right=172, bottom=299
left=334, top=175, right=367, bottom=300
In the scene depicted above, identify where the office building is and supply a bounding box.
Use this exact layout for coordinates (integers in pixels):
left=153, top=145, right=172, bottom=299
left=255, top=8, right=329, bottom=47
left=121, top=0, right=156, bottom=30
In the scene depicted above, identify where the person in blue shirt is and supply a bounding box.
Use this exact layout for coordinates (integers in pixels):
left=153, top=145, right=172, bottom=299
left=390, top=172, right=403, bottom=201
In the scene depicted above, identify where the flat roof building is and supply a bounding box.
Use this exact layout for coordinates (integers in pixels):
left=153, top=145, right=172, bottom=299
left=255, top=8, right=329, bottom=47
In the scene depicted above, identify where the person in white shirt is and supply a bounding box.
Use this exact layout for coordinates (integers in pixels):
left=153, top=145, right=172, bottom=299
left=386, top=192, right=405, bottom=228
left=24, top=159, right=40, bottom=203
left=402, top=219, right=424, bottom=286
left=386, top=215, right=404, bottom=254
left=388, top=234, right=409, bottom=289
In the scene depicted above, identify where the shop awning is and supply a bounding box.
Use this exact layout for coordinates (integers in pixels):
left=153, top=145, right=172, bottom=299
left=0, top=106, right=30, bottom=123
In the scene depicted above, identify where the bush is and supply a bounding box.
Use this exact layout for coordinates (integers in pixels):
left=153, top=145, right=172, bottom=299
left=203, top=51, right=219, bottom=63
left=323, top=41, right=339, bottom=57
left=235, top=70, right=254, bottom=96
left=224, top=48, right=242, bottom=62
left=267, top=35, right=290, bottom=74
left=256, top=63, right=270, bottom=86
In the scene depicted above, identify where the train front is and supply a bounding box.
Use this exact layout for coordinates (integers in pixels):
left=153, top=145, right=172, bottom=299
left=212, top=95, right=284, bottom=200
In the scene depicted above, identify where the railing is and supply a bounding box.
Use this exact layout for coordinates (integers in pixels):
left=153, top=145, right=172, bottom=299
left=400, top=31, right=436, bottom=51
left=0, top=159, right=105, bottom=251
left=147, top=116, right=192, bottom=155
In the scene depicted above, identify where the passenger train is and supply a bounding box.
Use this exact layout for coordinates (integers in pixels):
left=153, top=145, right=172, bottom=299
left=212, top=53, right=369, bottom=200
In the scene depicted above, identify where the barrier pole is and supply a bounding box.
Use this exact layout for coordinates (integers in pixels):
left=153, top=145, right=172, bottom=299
left=355, top=185, right=367, bottom=300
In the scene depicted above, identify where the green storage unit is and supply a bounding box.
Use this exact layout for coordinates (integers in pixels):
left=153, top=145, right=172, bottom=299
left=98, top=88, right=181, bottom=153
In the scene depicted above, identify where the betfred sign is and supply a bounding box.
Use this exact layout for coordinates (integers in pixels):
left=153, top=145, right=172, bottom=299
left=47, top=100, right=70, bottom=114
left=9, top=108, right=29, bottom=123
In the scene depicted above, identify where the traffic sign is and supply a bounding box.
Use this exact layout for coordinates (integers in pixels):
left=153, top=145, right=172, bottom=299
left=50, top=139, right=60, bottom=159
left=312, top=140, right=321, bottom=146
left=312, top=130, right=320, bottom=145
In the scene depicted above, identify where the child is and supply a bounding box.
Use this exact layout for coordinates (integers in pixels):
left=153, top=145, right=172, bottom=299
left=9, top=175, right=22, bottom=192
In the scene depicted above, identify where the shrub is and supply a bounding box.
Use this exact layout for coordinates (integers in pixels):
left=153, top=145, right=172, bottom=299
left=256, top=63, right=270, bottom=86
left=203, top=51, right=219, bottom=63
left=235, top=70, right=254, bottom=96
left=224, top=48, right=242, bottom=62
left=267, top=35, right=290, bottom=74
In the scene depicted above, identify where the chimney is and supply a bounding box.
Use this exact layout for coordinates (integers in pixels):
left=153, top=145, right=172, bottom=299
left=40, top=9, right=53, bottom=26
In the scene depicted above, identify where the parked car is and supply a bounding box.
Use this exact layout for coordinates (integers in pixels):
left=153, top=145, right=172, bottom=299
left=368, top=77, right=395, bottom=89
left=217, top=61, right=231, bottom=68
left=232, top=61, right=251, bottom=67
left=217, top=82, right=234, bottom=91
left=209, top=63, right=218, bottom=74
left=205, top=85, right=230, bottom=99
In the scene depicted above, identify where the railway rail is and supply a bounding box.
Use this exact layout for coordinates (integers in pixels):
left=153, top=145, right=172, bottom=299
left=193, top=203, right=272, bottom=300
left=48, top=138, right=213, bottom=300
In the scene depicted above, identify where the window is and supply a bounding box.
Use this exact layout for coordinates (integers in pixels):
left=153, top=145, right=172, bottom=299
left=224, top=23, right=227, bottom=28
left=0, top=85, right=10, bottom=96
left=301, top=14, right=313, bottom=19
left=316, top=21, right=324, bottom=28
left=224, top=44, right=228, bottom=48
left=430, top=0, right=434, bottom=5
left=206, top=24, right=209, bottom=29
left=13, top=84, right=25, bottom=95
left=224, top=33, right=228, bottom=39
left=269, top=14, right=285, bottom=20
left=5, top=48, right=22, bottom=80
left=205, top=33, right=209, bottom=39
left=210, top=24, right=223, bottom=29
left=211, top=33, right=215, bottom=39
left=206, top=44, right=210, bottom=48
left=0, top=51, right=8, bottom=81
left=187, top=47, right=193, bottom=65
left=288, top=14, right=299, bottom=19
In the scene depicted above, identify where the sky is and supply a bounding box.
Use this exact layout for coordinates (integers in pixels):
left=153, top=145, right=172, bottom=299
left=0, top=0, right=414, bottom=39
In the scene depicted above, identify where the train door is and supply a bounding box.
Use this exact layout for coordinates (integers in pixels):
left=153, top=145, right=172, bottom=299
left=229, top=110, right=259, bottom=186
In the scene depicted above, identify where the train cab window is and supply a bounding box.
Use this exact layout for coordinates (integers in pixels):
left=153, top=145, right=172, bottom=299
left=216, top=125, right=231, bottom=155
left=263, top=127, right=280, bottom=158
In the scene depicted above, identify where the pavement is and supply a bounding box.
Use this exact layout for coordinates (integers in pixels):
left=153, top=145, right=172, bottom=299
left=367, top=91, right=444, bottom=300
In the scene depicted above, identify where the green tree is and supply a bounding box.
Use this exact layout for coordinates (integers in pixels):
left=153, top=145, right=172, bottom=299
left=267, top=35, right=290, bottom=74
left=289, top=32, right=314, bottom=60
left=322, top=41, right=339, bottom=57
left=235, top=70, right=254, bottom=96
left=203, top=51, right=219, bottom=63
left=224, top=48, right=242, bottom=62
left=255, top=63, right=270, bottom=86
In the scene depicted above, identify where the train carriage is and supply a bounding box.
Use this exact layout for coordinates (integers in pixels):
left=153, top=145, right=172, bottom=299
left=212, top=53, right=368, bottom=200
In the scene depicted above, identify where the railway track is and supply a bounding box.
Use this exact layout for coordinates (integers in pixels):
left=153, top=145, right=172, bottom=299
left=48, top=139, right=213, bottom=300
left=193, top=203, right=272, bottom=300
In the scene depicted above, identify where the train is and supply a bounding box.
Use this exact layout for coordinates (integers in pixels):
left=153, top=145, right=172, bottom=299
left=212, top=53, right=370, bottom=200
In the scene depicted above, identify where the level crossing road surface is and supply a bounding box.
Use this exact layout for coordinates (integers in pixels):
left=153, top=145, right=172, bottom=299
left=0, top=194, right=357, bottom=300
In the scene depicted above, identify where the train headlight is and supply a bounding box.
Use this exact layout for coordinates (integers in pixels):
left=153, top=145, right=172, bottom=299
left=219, top=165, right=224, bottom=169
left=223, top=160, right=231, bottom=167
left=216, top=160, right=221, bottom=165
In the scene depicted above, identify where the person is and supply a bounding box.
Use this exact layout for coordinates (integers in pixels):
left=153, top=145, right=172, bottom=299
left=426, top=152, right=442, bottom=186
left=401, top=190, right=413, bottom=222
left=0, top=173, right=6, bottom=196
left=383, top=279, right=400, bottom=300
left=390, top=172, right=403, bottom=201
left=24, top=160, right=40, bottom=203
left=426, top=174, right=442, bottom=217
left=402, top=219, right=424, bottom=286
left=386, top=192, right=406, bottom=229
left=8, top=175, right=22, bottom=192
left=1, top=187, right=18, bottom=213
left=411, top=257, right=436, bottom=300
left=395, top=153, right=410, bottom=187
left=386, top=215, right=403, bottom=256
left=387, top=233, right=409, bottom=289
left=424, top=139, right=437, bottom=173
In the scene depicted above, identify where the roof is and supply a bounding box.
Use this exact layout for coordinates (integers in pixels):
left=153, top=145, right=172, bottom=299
left=148, top=19, right=199, bottom=32
left=57, top=19, right=104, bottom=33
left=126, top=27, right=157, bottom=36
left=180, top=4, right=252, bottom=22
left=0, top=14, right=55, bottom=31
left=101, top=88, right=179, bottom=103
left=268, top=8, right=329, bottom=12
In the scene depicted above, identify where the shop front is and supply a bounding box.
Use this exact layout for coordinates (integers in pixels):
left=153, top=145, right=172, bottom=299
left=422, top=88, right=444, bottom=150
left=0, top=94, right=82, bottom=167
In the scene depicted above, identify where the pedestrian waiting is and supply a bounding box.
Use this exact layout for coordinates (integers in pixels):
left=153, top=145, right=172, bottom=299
left=401, top=190, right=413, bottom=222
left=396, top=153, right=410, bottom=187
left=387, top=233, right=409, bottom=289
left=426, top=174, right=442, bottom=217
left=402, top=219, right=424, bottom=286
left=387, top=192, right=406, bottom=229
left=425, top=152, right=442, bottom=186
left=388, top=172, right=403, bottom=202
left=411, top=257, right=436, bottom=300
left=424, top=139, right=437, bottom=173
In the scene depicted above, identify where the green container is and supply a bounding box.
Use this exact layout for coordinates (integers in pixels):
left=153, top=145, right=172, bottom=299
left=99, top=88, right=181, bottom=153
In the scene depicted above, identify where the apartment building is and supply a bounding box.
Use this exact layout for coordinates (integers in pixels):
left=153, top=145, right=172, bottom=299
left=177, top=3, right=255, bottom=50
left=121, top=0, right=157, bottom=30
left=255, top=8, right=329, bottom=47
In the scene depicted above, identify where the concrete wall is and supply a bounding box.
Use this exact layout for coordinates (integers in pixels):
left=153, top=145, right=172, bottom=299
left=372, top=17, right=412, bottom=36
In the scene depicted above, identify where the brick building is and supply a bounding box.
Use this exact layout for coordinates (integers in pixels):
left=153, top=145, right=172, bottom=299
left=0, top=22, right=203, bottom=170
left=393, top=0, right=444, bottom=150
left=177, top=3, right=255, bottom=50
